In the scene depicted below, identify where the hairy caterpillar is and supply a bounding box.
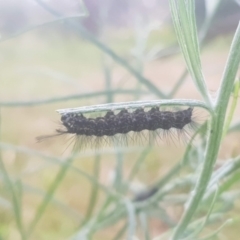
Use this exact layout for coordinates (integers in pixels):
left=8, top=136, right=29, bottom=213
left=37, top=106, right=198, bottom=149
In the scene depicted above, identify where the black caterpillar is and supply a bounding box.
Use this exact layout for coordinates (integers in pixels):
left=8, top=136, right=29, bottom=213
left=37, top=107, right=196, bottom=148
left=60, top=107, right=193, bottom=136
left=37, top=107, right=196, bottom=149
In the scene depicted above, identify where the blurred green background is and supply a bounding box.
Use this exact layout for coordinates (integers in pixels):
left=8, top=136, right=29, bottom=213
left=0, top=0, right=240, bottom=239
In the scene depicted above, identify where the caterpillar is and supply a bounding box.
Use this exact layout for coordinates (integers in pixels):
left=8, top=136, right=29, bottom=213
left=37, top=106, right=197, bottom=149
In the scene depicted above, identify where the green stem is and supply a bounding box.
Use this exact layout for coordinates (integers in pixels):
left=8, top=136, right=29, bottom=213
left=81, top=155, right=101, bottom=226
left=26, top=156, right=75, bottom=238
left=0, top=111, right=26, bottom=239
left=0, top=158, right=26, bottom=240
left=222, top=80, right=240, bottom=138
left=172, top=22, right=240, bottom=240
left=0, top=89, right=149, bottom=107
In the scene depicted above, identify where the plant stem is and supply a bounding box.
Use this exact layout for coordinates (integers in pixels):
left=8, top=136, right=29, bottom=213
left=172, top=22, right=240, bottom=240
